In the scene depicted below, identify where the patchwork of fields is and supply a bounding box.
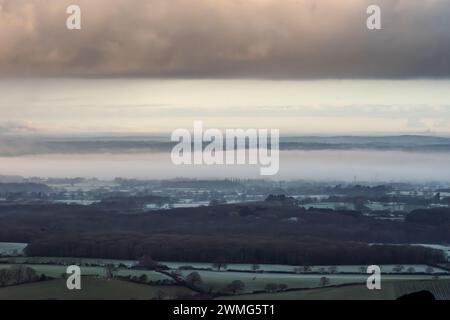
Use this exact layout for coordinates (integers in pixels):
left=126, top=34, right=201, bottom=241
left=2, top=256, right=448, bottom=275
left=1, top=261, right=447, bottom=293
left=221, top=280, right=450, bottom=300
left=1, top=242, right=450, bottom=300
left=0, top=263, right=171, bottom=281
left=182, top=270, right=450, bottom=294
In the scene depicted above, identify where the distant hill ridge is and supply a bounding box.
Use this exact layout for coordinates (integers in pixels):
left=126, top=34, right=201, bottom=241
left=1, top=135, right=450, bottom=156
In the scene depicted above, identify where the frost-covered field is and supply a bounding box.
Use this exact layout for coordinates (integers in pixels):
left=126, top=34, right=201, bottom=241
left=3, top=255, right=448, bottom=274
left=0, top=243, right=27, bottom=256
left=179, top=270, right=450, bottom=293
left=166, top=262, right=448, bottom=274
left=0, top=264, right=171, bottom=281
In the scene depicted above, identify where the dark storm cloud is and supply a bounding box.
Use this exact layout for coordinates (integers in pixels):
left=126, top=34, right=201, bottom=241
left=0, top=0, right=449, bottom=78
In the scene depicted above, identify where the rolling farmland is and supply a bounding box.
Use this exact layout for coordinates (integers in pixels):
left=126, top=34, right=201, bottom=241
left=0, top=278, right=194, bottom=300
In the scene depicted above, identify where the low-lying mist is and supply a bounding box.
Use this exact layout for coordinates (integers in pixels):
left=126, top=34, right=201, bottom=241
left=0, top=150, right=449, bottom=182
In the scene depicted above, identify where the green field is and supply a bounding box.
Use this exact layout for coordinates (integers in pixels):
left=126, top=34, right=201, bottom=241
left=2, top=256, right=448, bottom=274
left=0, top=256, right=136, bottom=267
left=1, top=262, right=449, bottom=299
left=220, top=280, right=450, bottom=300
left=181, top=270, right=448, bottom=294
left=1, top=276, right=448, bottom=300
left=220, top=283, right=397, bottom=300
left=0, top=278, right=194, bottom=300
left=0, top=256, right=137, bottom=267
left=1, top=261, right=446, bottom=295
left=1, top=255, right=449, bottom=300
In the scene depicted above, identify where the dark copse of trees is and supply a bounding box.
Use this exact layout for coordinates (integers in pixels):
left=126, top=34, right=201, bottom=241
left=223, top=280, right=245, bottom=294
left=0, top=202, right=448, bottom=265
left=407, top=208, right=450, bottom=225
left=23, top=234, right=445, bottom=265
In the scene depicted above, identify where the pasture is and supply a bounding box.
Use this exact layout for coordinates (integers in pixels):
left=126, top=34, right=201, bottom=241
left=1, top=253, right=449, bottom=299
left=180, top=270, right=449, bottom=293
left=0, top=278, right=194, bottom=300
left=2, top=256, right=447, bottom=274
left=220, top=279, right=450, bottom=300
left=0, top=263, right=172, bottom=281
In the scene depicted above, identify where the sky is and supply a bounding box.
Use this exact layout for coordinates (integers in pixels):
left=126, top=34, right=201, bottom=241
left=0, top=0, right=449, bottom=135
left=0, top=0, right=450, bottom=179
left=0, top=78, right=450, bottom=135
left=0, top=0, right=449, bottom=78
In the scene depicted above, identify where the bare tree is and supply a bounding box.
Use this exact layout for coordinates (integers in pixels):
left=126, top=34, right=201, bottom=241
left=0, top=266, right=38, bottom=287
left=224, top=280, right=245, bottom=294
left=185, top=272, right=203, bottom=287
left=251, top=264, right=260, bottom=273
left=406, top=267, right=416, bottom=274
left=105, top=264, right=116, bottom=279
left=212, top=259, right=228, bottom=272
left=393, top=265, right=405, bottom=273
left=138, top=255, right=159, bottom=270
left=138, top=273, right=148, bottom=283
left=319, top=276, right=330, bottom=287
left=302, top=265, right=312, bottom=273
left=328, top=266, right=338, bottom=274
left=425, top=266, right=434, bottom=274
left=171, top=270, right=182, bottom=279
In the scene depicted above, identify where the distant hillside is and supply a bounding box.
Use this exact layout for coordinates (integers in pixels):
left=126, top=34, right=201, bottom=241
left=280, top=135, right=450, bottom=152
left=1, top=135, right=450, bottom=156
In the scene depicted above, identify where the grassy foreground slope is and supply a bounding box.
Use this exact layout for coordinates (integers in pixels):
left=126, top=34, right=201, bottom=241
left=0, top=278, right=194, bottom=300
left=221, top=283, right=397, bottom=300
left=184, top=270, right=448, bottom=293
left=221, top=280, right=450, bottom=300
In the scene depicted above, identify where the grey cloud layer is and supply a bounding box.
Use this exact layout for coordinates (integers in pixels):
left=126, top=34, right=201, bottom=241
left=0, top=0, right=449, bottom=78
